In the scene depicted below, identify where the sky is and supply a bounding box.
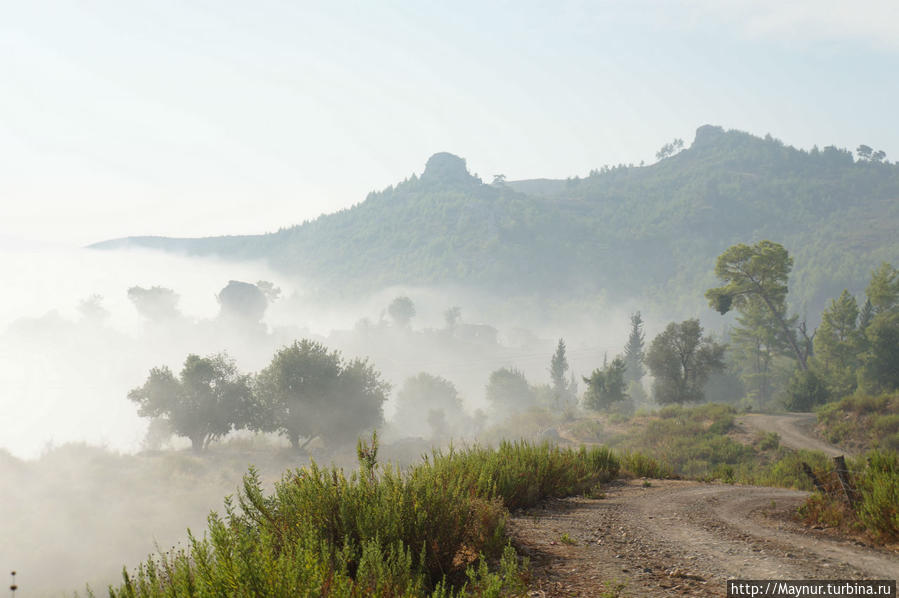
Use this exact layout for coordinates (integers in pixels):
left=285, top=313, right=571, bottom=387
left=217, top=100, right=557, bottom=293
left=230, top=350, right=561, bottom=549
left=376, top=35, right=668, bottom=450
left=2, top=0, right=898, bottom=246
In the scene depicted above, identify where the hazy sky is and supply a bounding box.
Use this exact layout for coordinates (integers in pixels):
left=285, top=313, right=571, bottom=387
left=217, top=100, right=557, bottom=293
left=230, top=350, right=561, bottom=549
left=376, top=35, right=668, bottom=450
left=2, top=1, right=897, bottom=246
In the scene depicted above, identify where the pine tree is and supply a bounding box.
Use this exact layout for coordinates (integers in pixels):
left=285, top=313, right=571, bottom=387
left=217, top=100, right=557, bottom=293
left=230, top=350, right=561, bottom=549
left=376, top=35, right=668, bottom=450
left=550, top=338, right=570, bottom=393
left=623, top=312, right=645, bottom=383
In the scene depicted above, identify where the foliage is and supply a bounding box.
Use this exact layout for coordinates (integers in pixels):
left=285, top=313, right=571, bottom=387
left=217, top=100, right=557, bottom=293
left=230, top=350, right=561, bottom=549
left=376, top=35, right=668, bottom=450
left=812, top=289, right=862, bottom=397
left=817, top=392, right=899, bottom=452
left=730, top=299, right=790, bottom=404
left=612, top=403, right=830, bottom=488
left=855, top=451, right=899, bottom=541
left=799, top=450, right=899, bottom=544
left=865, top=262, right=899, bottom=314
left=485, top=368, right=536, bottom=419
left=392, top=373, right=468, bottom=440
left=217, top=280, right=268, bottom=322
left=99, top=128, right=899, bottom=321
left=655, top=138, right=684, bottom=161
left=255, top=340, right=388, bottom=449
left=105, top=440, right=619, bottom=597
left=620, top=452, right=671, bottom=479
left=645, top=319, right=725, bottom=404
left=388, top=296, right=417, bottom=328
left=549, top=338, right=569, bottom=394
left=706, top=240, right=809, bottom=369
left=127, top=286, right=180, bottom=321
left=783, top=369, right=830, bottom=412
left=582, top=357, right=628, bottom=411
left=622, top=312, right=645, bottom=383
left=128, top=353, right=253, bottom=452
left=857, top=311, right=899, bottom=394
left=444, top=306, right=462, bottom=329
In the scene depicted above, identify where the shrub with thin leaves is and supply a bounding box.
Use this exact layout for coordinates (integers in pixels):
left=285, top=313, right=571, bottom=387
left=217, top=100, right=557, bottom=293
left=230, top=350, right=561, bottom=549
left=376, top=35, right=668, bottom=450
left=103, top=439, right=617, bottom=597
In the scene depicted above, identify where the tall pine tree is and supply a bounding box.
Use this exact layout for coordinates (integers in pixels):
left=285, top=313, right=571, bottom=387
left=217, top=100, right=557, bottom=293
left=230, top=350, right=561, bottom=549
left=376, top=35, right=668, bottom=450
left=623, top=312, right=645, bottom=383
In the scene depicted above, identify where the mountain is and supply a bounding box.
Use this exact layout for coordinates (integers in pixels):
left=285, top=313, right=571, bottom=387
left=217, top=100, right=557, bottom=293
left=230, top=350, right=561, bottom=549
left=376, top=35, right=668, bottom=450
left=92, top=126, right=899, bottom=316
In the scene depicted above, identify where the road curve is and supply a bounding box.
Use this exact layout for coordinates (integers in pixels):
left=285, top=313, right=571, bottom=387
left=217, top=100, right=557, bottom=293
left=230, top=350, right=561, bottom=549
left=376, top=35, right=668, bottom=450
left=738, top=413, right=851, bottom=457
left=511, top=480, right=899, bottom=597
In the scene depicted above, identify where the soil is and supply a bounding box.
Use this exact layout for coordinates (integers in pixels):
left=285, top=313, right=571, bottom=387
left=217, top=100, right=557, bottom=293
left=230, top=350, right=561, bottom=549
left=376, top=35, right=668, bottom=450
left=509, top=414, right=897, bottom=597
left=510, top=480, right=898, bottom=597
left=737, top=413, right=852, bottom=457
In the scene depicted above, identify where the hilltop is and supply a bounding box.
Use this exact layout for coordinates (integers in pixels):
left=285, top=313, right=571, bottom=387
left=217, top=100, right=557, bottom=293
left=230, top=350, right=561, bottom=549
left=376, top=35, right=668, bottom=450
left=93, top=125, right=899, bottom=317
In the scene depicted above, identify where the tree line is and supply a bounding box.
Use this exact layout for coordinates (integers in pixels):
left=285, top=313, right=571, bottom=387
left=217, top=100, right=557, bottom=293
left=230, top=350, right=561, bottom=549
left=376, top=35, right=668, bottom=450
left=578, top=240, right=899, bottom=412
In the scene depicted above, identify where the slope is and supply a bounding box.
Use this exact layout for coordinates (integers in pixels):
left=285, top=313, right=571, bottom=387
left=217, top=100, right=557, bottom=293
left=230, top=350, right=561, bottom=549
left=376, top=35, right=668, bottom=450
left=92, top=127, right=899, bottom=316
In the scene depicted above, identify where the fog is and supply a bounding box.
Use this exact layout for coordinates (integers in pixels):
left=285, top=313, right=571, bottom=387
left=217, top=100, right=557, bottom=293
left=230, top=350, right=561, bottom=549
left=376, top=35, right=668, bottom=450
left=0, top=245, right=649, bottom=595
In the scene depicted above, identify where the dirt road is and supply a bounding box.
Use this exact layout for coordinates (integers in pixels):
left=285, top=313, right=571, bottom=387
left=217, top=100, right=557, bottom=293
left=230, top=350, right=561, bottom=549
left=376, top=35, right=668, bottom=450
left=512, top=480, right=898, bottom=597
left=511, top=414, right=894, bottom=596
left=737, top=413, right=850, bottom=457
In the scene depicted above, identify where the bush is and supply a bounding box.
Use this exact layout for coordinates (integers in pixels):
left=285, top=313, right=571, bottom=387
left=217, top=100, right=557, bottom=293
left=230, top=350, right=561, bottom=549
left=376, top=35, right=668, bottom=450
left=621, top=452, right=671, bottom=479
left=855, top=451, right=899, bottom=541
left=783, top=370, right=829, bottom=412
left=104, top=439, right=618, bottom=596
left=798, top=450, right=899, bottom=543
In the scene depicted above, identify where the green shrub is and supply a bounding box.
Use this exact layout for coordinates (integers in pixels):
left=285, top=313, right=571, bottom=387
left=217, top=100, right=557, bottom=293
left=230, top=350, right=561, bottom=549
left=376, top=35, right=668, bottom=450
left=798, top=450, right=899, bottom=543
left=855, top=451, right=899, bottom=541
left=621, top=452, right=671, bottom=479
left=816, top=392, right=899, bottom=450
left=103, top=439, right=617, bottom=597
left=783, top=370, right=829, bottom=412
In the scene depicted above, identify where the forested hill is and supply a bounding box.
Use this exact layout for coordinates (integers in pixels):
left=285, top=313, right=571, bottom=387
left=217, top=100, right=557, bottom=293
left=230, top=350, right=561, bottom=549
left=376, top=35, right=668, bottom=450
left=93, top=125, right=899, bottom=315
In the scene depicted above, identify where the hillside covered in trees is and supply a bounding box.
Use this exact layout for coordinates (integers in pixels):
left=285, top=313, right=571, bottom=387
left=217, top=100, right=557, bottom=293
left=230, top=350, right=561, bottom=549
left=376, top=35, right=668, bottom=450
left=93, top=125, right=899, bottom=317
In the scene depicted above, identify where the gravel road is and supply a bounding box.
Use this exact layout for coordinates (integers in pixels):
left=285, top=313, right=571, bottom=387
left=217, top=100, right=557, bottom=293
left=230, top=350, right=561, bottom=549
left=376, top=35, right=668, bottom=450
left=510, top=414, right=895, bottom=597
left=737, top=413, right=851, bottom=457
left=511, top=480, right=898, bottom=597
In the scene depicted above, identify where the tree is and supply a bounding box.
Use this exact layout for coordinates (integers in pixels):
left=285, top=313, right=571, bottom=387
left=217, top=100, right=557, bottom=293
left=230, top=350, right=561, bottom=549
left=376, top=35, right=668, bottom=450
left=77, top=294, right=109, bottom=324
left=127, top=286, right=181, bottom=321
left=705, top=241, right=809, bottom=370
left=444, top=306, right=461, bottom=330
left=388, top=296, right=416, bottom=328
left=858, top=312, right=899, bottom=394
left=128, top=353, right=253, bottom=452
left=582, top=356, right=628, bottom=411
left=812, top=289, right=862, bottom=396
left=656, top=138, right=684, bottom=160
left=856, top=144, right=873, bottom=161
left=392, top=372, right=467, bottom=439
left=217, top=280, right=268, bottom=322
left=485, top=367, right=536, bottom=417
left=645, top=319, right=725, bottom=405
left=856, top=145, right=887, bottom=163
left=548, top=338, right=577, bottom=408
left=623, top=312, right=645, bottom=383
left=865, top=262, right=898, bottom=315
left=730, top=299, right=789, bottom=404
left=550, top=338, right=569, bottom=391
left=783, top=369, right=829, bottom=412
left=255, top=340, right=388, bottom=450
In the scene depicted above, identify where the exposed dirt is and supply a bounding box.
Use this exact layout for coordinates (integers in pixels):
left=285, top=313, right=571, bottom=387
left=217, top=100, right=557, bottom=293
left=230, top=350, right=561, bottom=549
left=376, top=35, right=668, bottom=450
left=511, top=414, right=895, bottom=597
left=510, top=480, right=898, bottom=597
left=737, top=413, right=852, bottom=457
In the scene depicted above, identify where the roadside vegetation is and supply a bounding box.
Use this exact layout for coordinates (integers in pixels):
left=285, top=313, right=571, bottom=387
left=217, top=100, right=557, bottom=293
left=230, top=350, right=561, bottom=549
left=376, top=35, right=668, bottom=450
left=799, top=450, right=899, bottom=543
left=816, top=393, right=899, bottom=452
left=99, top=438, right=619, bottom=597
